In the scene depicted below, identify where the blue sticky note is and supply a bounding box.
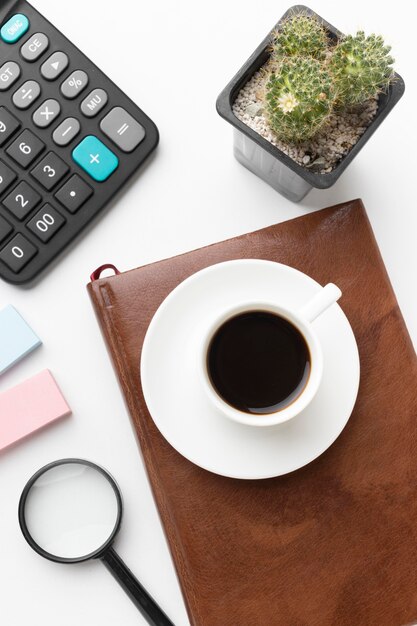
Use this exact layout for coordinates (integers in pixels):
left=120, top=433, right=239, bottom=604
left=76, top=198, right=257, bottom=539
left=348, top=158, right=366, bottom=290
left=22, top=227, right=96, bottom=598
left=0, top=305, right=41, bottom=374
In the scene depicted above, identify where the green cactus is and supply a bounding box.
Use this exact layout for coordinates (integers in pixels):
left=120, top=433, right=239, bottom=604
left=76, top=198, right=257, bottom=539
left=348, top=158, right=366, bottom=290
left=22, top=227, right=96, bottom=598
left=272, top=12, right=328, bottom=61
left=265, top=57, right=334, bottom=143
left=329, top=31, right=395, bottom=106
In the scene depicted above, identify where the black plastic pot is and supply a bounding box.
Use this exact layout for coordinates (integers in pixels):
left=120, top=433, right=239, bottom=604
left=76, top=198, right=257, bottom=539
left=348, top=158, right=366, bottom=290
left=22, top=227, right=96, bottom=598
left=216, top=5, right=405, bottom=202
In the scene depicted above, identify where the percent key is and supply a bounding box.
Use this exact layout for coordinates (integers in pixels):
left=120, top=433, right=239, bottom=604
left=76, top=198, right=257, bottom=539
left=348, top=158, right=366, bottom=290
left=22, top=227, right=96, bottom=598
left=61, top=70, right=88, bottom=99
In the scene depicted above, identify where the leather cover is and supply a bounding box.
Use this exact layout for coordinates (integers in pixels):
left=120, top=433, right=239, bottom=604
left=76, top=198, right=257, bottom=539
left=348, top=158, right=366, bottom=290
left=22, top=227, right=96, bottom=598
left=87, top=199, right=417, bottom=626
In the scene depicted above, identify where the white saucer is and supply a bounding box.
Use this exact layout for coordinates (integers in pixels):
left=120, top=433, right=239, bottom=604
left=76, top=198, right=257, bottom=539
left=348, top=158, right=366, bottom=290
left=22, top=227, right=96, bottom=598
left=140, top=260, right=360, bottom=480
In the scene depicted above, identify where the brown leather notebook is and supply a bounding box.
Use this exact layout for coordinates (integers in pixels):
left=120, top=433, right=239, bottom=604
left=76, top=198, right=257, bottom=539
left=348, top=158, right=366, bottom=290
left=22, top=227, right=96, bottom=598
left=87, top=199, right=417, bottom=626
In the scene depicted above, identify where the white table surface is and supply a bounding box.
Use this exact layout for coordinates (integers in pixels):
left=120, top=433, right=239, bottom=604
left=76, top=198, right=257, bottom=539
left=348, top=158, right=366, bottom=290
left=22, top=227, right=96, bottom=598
left=0, top=1, right=415, bottom=624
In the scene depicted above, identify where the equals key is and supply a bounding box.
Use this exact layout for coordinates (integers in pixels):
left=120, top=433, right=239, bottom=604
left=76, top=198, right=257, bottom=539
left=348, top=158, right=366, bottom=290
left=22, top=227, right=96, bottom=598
left=100, top=107, right=145, bottom=152
left=53, top=117, right=81, bottom=146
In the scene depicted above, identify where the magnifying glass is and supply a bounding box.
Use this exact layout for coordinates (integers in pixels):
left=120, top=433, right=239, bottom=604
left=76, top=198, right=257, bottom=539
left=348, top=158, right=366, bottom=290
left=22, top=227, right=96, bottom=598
left=18, top=459, right=174, bottom=626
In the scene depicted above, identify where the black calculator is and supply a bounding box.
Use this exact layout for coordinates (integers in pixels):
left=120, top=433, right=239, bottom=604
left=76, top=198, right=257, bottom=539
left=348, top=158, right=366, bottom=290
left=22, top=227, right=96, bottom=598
left=0, top=0, right=158, bottom=284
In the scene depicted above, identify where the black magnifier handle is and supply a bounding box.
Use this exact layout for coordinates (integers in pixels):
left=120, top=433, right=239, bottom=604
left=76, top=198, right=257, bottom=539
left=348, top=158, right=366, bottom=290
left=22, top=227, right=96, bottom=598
left=101, top=546, right=175, bottom=626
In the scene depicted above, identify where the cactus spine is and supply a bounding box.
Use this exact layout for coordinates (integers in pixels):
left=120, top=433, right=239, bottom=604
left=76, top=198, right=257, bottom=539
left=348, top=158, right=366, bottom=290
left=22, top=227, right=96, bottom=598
left=329, top=32, right=395, bottom=106
left=262, top=14, right=396, bottom=143
left=265, top=57, right=334, bottom=142
left=271, top=12, right=328, bottom=60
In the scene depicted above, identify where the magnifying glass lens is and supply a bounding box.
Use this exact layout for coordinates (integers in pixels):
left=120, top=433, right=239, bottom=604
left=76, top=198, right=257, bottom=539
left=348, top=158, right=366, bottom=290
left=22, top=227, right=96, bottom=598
left=22, top=462, right=120, bottom=560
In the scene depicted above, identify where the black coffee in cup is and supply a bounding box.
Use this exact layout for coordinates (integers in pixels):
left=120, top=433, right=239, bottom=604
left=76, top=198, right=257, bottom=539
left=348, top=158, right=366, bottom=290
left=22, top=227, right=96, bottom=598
left=207, top=310, right=310, bottom=415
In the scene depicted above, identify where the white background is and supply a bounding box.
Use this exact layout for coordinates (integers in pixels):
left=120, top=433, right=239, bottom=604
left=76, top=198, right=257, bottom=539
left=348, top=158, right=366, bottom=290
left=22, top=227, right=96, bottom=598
left=0, top=1, right=415, bottom=624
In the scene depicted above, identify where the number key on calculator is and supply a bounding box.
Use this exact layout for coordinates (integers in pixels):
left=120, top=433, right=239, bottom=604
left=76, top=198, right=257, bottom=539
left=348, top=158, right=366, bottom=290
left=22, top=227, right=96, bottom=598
left=0, top=1, right=158, bottom=284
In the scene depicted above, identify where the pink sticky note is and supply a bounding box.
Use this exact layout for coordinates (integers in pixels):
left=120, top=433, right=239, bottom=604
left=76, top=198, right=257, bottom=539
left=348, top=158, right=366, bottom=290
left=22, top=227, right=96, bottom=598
left=0, top=370, right=71, bottom=451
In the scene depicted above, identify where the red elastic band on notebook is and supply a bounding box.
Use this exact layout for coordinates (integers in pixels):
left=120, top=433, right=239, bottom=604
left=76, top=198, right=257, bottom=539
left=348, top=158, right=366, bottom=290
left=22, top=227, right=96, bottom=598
left=90, top=264, right=121, bottom=282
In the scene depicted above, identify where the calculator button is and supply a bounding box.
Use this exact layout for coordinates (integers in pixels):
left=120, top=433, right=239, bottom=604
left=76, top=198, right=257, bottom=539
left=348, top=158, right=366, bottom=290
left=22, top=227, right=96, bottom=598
left=52, top=117, right=81, bottom=146
left=0, top=160, right=17, bottom=194
left=81, top=88, right=108, bottom=118
left=0, top=215, right=13, bottom=243
left=12, top=80, right=41, bottom=109
left=72, top=136, right=118, bottom=182
left=6, top=130, right=45, bottom=168
left=31, top=152, right=69, bottom=190
left=55, top=174, right=93, bottom=213
left=41, top=51, right=69, bottom=81
left=100, top=107, right=146, bottom=153
left=0, top=107, right=21, bottom=146
left=0, top=62, right=21, bottom=91
left=33, top=99, right=61, bottom=128
left=1, top=14, right=29, bottom=44
left=0, top=233, right=37, bottom=273
left=3, top=181, right=41, bottom=219
left=61, top=70, right=89, bottom=99
left=20, top=33, right=49, bottom=62
left=27, top=204, right=65, bottom=243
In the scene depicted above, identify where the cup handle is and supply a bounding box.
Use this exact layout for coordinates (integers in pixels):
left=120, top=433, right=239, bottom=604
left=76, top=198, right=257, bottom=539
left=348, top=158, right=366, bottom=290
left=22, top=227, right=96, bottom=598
left=298, top=283, right=342, bottom=323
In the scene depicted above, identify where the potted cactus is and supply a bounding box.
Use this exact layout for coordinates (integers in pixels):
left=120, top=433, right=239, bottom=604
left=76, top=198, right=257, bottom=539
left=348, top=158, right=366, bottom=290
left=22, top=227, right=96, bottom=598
left=216, top=6, right=405, bottom=202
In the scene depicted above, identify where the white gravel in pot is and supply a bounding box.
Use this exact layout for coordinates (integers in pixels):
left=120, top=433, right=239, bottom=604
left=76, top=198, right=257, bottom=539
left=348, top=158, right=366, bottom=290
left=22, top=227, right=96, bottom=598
left=232, top=68, right=379, bottom=174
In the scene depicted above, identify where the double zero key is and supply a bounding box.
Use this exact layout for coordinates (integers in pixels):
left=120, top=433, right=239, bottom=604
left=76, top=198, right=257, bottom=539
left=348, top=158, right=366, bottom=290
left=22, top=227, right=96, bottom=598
left=27, top=204, right=65, bottom=243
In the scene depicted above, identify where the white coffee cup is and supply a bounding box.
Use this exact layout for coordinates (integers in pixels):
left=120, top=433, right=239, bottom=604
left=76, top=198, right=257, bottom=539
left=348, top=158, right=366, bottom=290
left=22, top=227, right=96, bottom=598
left=199, top=283, right=342, bottom=427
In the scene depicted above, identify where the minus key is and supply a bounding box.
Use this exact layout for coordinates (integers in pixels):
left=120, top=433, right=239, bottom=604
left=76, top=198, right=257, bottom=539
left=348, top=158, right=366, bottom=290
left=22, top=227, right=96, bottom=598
left=53, top=117, right=80, bottom=146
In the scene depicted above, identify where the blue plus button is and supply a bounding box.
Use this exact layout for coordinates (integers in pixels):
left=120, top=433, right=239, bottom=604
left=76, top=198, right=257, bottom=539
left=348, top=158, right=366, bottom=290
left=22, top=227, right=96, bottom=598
left=72, top=136, right=118, bottom=182
left=1, top=14, right=30, bottom=43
